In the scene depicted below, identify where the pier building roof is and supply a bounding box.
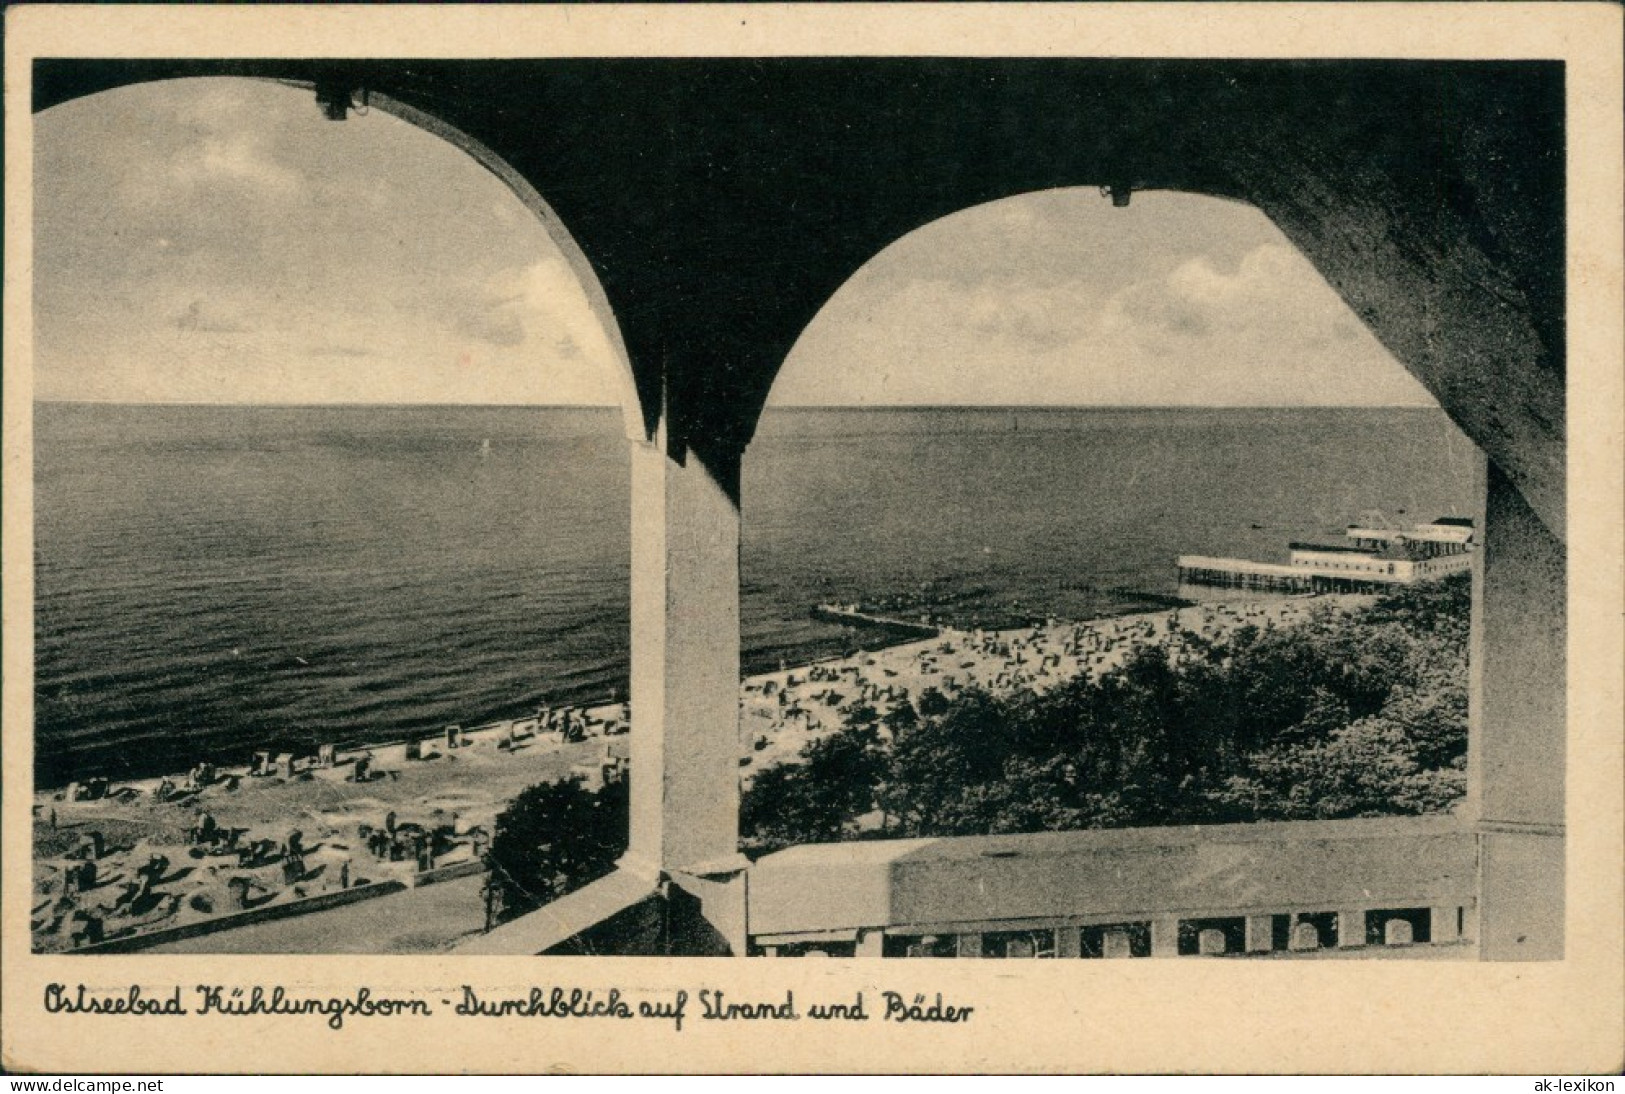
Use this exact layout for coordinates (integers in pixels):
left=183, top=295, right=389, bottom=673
left=1289, top=542, right=1376, bottom=555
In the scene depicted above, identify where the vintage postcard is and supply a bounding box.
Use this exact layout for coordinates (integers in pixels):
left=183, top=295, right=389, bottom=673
left=3, top=2, right=1622, bottom=1075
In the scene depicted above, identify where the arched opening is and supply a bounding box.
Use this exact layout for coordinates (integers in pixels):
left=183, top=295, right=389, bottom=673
left=741, top=188, right=1484, bottom=954
left=30, top=77, right=638, bottom=953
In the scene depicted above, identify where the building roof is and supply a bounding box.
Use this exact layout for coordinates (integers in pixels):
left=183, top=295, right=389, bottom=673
left=747, top=816, right=1474, bottom=940
left=1431, top=516, right=1474, bottom=527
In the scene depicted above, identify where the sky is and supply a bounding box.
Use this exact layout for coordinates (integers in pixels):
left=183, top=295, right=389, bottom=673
left=772, top=191, right=1435, bottom=407
left=33, top=78, right=622, bottom=406
left=33, top=78, right=1435, bottom=408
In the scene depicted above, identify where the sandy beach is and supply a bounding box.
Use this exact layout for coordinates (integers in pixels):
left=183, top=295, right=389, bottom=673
left=30, top=716, right=625, bottom=953
left=31, top=594, right=1360, bottom=953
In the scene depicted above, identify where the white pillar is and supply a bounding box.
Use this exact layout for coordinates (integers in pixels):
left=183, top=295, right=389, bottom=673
left=1150, top=916, right=1180, bottom=958
left=1100, top=928, right=1134, bottom=960
left=623, top=435, right=743, bottom=879
left=1468, top=463, right=1565, bottom=960
left=1338, top=909, right=1366, bottom=948
left=1245, top=915, right=1274, bottom=953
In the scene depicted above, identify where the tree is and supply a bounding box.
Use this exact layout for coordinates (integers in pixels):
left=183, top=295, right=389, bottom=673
left=741, top=765, right=830, bottom=855
left=843, top=701, right=879, bottom=727
left=1209, top=709, right=1466, bottom=821
left=485, top=776, right=627, bottom=924
left=739, top=572, right=1472, bottom=850
left=882, top=699, right=919, bottom=734
left=881, top=688, right=1016, bottom=835
left=741, top=723, right=885, bottom=854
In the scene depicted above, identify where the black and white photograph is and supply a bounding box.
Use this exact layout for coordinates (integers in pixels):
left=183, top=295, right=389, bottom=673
left=3, top=3, right=1620, bottom=1077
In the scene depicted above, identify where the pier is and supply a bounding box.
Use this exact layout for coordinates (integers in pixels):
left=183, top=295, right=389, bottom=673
left=1177, top=557, right=1317, bottom=594
left=1179, top=516, right=1475, bottom=596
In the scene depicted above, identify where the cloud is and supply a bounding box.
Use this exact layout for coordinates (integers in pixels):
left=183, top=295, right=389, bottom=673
left=454, top=300, right=527, bottom=347
left=106, top=88, right=305, bottom=205
left=963, top=285, right=1080, bottom=348
left=875, top=277, right=1098, bottom=351
left=1102, top=243, right=1337, bottom=344
left=1113, top=280, right=1212, bottom=337
left=451, top=254, right=621, bottom=364
left=174, top=299, right=251, bottom=334
left=115, top=143, right=303, bottom=217
left=174, top=132, right=304, bottom=195
left=776, top=232, right=1434, bottom=408
left=307, top=343, right=376, bottom=359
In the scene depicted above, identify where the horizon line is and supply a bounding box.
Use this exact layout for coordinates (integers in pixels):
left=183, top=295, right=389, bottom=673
left=33, top=399, right=1443, bottom=412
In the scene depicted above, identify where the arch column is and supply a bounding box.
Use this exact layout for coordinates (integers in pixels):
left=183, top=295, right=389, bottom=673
left=622, top=425, right=748, bottom=886
left=1467, top=462, right=1566, bottom=959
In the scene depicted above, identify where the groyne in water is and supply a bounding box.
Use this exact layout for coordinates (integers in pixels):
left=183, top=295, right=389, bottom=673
left=808, top=604, right=941, bottom=641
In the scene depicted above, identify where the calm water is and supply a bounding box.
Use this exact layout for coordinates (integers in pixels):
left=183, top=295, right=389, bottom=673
left=33, top=403, right=1478, bottom=785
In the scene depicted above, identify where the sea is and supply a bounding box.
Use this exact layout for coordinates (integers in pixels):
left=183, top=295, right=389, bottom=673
left=32, top=403, right=1480, bottom=786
